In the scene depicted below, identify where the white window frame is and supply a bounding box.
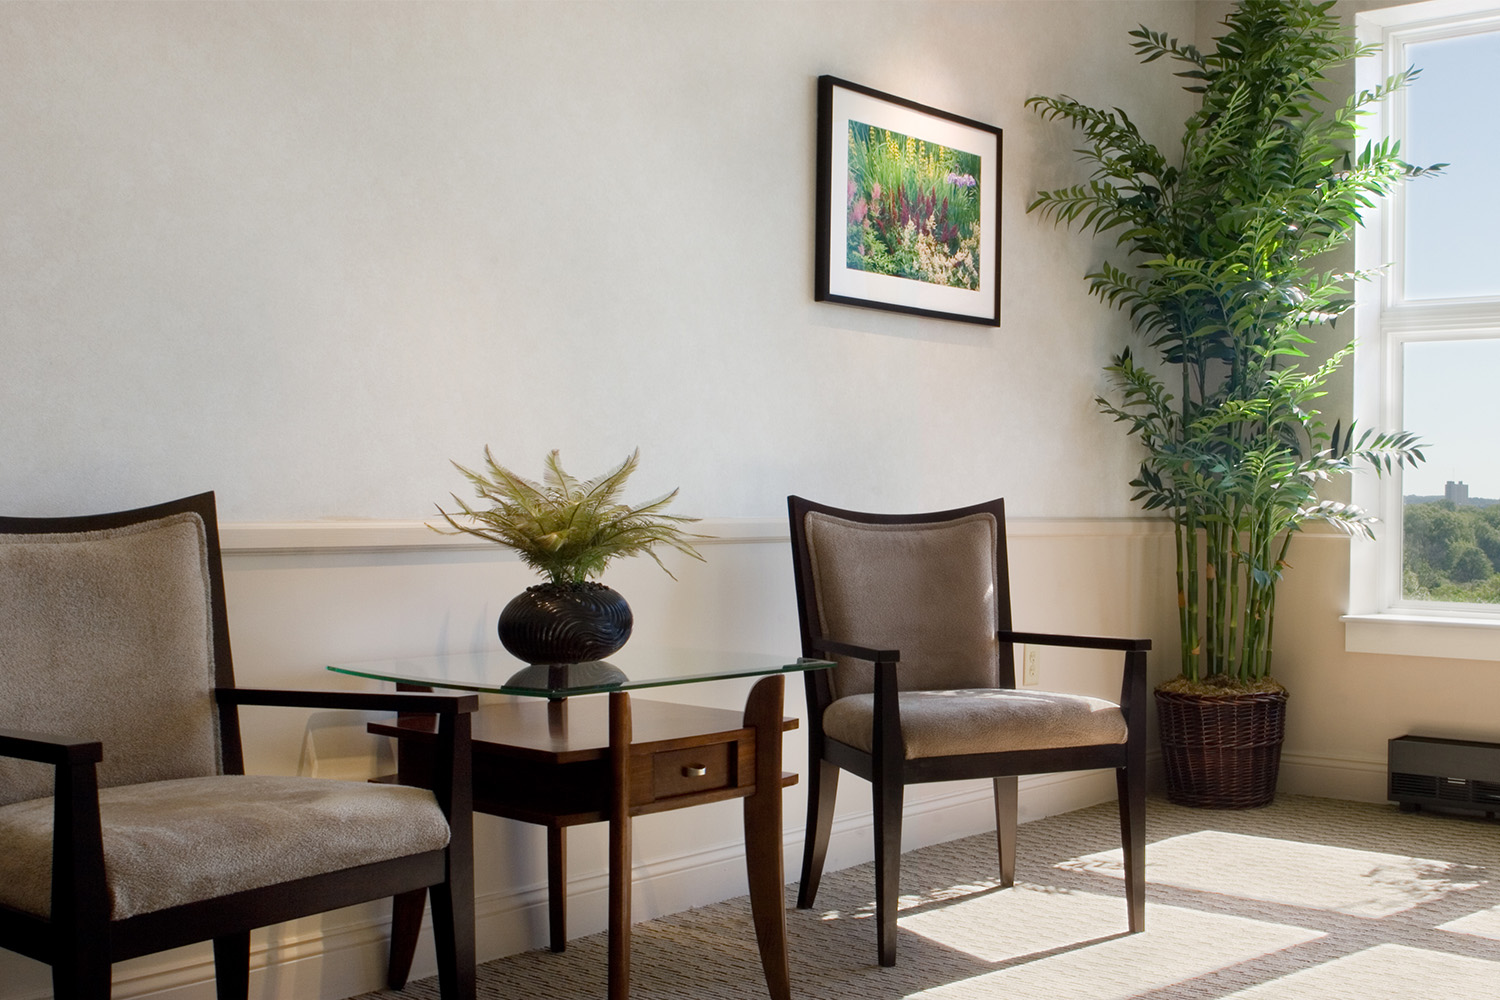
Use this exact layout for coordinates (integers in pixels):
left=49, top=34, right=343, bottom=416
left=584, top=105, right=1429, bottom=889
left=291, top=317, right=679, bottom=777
left=1347, top=0, right=1500, bottom=660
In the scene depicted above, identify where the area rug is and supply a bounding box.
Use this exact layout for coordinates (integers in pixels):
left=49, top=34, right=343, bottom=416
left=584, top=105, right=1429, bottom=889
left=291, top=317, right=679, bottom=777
left=355, top=795, right=1500, bottom=999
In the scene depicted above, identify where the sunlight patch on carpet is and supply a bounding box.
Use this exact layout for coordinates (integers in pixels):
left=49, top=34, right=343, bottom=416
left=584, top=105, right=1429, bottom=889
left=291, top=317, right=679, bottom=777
left=1439, top=903, right=1500, bottom=941
left=1218, top=943, right=1500, bottom=999
left=1058, top=830, right=1485, bottom=917
left=901, top=887, right=1318, bottom=995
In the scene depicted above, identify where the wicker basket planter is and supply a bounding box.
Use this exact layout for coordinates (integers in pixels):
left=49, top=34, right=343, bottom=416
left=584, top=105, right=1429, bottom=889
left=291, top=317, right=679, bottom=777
left=1156, top=687, right=1288, bottom=808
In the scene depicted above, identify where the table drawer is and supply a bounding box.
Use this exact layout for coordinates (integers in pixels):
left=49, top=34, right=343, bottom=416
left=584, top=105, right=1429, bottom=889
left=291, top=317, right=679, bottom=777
left=650, top=741, right=735, bottom=800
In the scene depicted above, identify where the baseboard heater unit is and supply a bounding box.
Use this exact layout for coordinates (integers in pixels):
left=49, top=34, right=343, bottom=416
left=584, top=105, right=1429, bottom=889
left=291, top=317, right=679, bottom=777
left=1389, top=735, right=1500, bottom=817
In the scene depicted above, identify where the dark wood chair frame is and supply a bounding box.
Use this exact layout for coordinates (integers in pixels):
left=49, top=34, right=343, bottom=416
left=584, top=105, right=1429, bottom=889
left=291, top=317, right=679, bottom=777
left=787, top=495, right=1150, bottom=967
left=0, top=492, right=478, bottom=1000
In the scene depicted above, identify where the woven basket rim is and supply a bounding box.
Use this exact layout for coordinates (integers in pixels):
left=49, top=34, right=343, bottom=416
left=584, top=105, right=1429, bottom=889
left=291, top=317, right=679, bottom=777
left=1156, top=688, right=1288, bottom=705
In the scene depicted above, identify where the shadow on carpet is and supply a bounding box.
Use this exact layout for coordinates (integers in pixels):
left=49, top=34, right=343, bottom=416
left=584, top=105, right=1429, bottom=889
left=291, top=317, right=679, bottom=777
left=354, top=795, right=1500, bottom=999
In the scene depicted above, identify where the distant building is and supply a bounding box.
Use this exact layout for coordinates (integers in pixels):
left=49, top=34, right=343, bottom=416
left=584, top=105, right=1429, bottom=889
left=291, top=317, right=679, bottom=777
left=1446, top=481, right=1471, bottom=504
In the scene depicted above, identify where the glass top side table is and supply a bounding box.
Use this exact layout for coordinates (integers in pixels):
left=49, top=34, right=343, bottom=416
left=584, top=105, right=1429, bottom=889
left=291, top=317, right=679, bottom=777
left=327, top=646, right=832, bottom=699
left=328, top=646, right=832, bottom=1000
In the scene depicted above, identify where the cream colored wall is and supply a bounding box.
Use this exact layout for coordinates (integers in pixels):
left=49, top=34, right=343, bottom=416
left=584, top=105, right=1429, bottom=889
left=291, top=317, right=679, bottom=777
left=0, top=1, right=1199, bottom=996
left=1, top=0, right=1194, bottom=524
left=1267, top=533, right=1500, bottom=801
left=11, top=1, right=1484, bottom=997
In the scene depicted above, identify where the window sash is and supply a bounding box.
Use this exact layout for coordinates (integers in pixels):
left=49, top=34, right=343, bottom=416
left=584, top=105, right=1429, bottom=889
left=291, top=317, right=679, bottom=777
left=1350, top=0, right=1500, bottom=644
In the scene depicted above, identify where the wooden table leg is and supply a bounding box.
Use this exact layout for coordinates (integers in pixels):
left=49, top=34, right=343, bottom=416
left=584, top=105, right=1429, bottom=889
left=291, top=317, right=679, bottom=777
left=608, top=691, right=633, bottom=1000
left=548, top=825, right=567, bottom=952
left=743, top=675, right=791, bottom=1000
left=547, top=697, right=570, bottom=952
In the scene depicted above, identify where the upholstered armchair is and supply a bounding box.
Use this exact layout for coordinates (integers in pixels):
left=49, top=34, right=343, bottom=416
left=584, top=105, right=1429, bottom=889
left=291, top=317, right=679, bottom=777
left=787, top=495, right=1150, bottom=966
left=0, top=492, right=477, bottom=1000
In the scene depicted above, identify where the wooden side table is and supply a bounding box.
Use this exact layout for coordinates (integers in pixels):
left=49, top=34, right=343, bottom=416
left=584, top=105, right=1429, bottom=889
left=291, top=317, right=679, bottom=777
left=368, top=674, right=796, bottom=1000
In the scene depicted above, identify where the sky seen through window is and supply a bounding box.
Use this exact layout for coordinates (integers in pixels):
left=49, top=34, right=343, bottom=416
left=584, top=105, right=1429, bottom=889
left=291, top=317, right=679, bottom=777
left=1397, top=28, right=1500, bottom=501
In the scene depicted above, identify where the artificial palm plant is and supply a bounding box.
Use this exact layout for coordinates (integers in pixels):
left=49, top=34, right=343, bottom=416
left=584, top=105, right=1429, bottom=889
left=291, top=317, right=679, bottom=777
left=1028, top=0, right=1432, bottom=694
left=435, top=448, right=703, bottom=663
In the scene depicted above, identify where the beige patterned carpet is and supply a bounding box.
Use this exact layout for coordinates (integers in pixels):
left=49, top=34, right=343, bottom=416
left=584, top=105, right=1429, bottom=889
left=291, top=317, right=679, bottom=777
left=357, top=795, right=1500, bottom=999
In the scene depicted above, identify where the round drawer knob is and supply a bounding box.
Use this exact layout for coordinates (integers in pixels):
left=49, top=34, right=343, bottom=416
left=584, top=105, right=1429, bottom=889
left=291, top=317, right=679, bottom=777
left=682, top=764, right=708, bottom=778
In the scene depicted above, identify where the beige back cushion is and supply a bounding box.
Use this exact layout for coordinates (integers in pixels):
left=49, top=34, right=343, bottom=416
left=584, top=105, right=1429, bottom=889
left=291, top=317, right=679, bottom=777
left=804, top=511, right=1000, bottom=699
left=0, top=512, right=222, bottom=806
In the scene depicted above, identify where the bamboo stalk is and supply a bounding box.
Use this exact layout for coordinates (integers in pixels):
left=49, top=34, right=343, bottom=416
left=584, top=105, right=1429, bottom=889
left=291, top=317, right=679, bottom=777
left=1186, top=507, right=1201, bottom=682
left=1175, top=517, right=1192, bottom=681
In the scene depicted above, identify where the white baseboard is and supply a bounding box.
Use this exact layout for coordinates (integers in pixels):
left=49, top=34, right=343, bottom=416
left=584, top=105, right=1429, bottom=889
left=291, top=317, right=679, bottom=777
left=1278, top=750, right=1389, bottom=803
left=57, top=770, right=1118, bottom=1000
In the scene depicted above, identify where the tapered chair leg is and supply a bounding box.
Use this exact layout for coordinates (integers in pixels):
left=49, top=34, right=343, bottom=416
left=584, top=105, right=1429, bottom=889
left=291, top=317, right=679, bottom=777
left=872, top=776, right=904, bottom=967
left=1117, top=764, right=1145, bottom=933
left=993, top=775, right=1017, bottom=888
left=797, top=758, right=840, bottom=909
left=388, top=887, right=428, bottom=988
left=213, top=931, right=251, bottom=1000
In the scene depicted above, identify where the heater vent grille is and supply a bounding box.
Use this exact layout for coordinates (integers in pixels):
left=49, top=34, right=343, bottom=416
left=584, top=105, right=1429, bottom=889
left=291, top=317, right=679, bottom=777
left=1438, top=777, right=1473, bottom=801
left=1390, top=772, right=1437, bottom=799
left=1389, top=735, right=1500, bottom=816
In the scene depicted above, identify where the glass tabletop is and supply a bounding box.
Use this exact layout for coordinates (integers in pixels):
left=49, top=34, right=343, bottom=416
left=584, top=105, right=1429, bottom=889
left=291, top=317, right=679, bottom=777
left=327, top=646, right=833, bottom=699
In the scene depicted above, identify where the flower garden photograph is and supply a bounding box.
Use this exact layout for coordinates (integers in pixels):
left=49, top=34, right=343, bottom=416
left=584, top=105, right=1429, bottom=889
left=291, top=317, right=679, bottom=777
left=844, top=121, right=982, bottom=290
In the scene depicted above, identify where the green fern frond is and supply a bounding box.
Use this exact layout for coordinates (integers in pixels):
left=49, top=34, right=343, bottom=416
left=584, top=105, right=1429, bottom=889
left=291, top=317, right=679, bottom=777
left=432, top=448, right=707, bottom=584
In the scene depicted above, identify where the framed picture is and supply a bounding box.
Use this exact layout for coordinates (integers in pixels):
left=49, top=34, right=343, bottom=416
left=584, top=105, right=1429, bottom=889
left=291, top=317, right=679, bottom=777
left=815, top=75, right=1002, bottom=326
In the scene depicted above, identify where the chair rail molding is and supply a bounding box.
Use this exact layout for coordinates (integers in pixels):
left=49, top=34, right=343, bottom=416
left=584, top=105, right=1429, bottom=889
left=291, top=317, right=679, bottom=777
left=219, top=516, right=1174, bottom=554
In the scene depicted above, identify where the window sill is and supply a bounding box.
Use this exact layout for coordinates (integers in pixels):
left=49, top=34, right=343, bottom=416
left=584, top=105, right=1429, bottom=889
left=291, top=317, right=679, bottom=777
left=1342, top=613, right=1500, bottom=662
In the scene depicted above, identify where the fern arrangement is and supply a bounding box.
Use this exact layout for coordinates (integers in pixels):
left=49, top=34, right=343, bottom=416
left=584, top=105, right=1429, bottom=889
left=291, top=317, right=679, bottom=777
left=434, top=448, right=704, bottom=586
left=1027, top=0, right=1435, bottom=689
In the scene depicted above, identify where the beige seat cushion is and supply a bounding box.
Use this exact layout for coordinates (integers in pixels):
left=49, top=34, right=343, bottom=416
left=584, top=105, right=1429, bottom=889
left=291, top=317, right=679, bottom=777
left=823, top=689, right=1128, bottom=759
left=0, top=774, right=450, bottom=920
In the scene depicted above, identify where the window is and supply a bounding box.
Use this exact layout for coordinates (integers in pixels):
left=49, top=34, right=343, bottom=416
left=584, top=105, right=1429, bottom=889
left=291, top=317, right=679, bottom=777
left=1349, top=0, right=1500, bottom=658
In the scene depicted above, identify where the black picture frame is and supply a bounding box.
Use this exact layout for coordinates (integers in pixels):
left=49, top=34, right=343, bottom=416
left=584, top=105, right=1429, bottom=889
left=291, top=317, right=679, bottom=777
left=815, top=75, right=1002, bottom=326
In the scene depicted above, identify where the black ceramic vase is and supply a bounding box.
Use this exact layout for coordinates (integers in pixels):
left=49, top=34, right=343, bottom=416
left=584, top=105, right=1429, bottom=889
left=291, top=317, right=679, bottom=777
left=497, top=581, right=633, bottom=664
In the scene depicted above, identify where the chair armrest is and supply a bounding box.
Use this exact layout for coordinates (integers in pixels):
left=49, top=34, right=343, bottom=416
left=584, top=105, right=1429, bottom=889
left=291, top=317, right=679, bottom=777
left=803, top=640, right=902, bottom=750
left=217, top=687, right=475, bottom=831
left=808, top=638, right=900, bottom=663
left=1000, top=629, right=1152, bottom=653
left=1001, top=630, right=1149, bottom=721
left=0, top=727, right=103, bottom=766
left=0, top=729, right=110, bottom=927
left=805, top=640, right=904, bottom=772
left=217, top=687, right=479, bottom=715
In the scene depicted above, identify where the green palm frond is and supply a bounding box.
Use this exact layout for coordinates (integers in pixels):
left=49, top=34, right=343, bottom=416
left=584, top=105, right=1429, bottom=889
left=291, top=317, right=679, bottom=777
left=1029, top=0, right=1440, bottom=685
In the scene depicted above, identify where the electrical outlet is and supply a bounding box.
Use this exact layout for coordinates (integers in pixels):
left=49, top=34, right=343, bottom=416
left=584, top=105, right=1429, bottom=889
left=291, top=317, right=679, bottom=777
left=1022, top=645, right=1040, bottom=686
